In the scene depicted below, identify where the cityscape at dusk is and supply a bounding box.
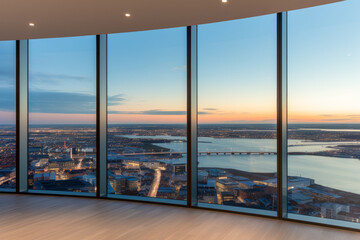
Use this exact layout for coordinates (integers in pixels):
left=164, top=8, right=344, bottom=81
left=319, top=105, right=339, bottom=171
left=2, top=0, right=360, bottom=238
left=0, top=0, right=360, bottom=229
left=2, top=123, right=360, bottom=223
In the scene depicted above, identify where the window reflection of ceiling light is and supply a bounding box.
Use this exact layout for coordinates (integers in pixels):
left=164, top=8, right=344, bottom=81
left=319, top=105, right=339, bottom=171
left=125, top=13, right=131, bottom=17
left=29, top=22, right=35, bottom=27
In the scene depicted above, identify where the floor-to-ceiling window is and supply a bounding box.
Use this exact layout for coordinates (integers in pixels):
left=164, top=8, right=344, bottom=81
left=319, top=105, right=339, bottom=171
left=0, top=41, right=16, bottom=191
left=28, top=36, right=97, bottom=194
left=107, top=28, right=187, bottom=201
left=0, top=3, right=359, bottom=231
left=197, top=15, right=277, bottom=212
left=288, top=0, right=360, bottom=225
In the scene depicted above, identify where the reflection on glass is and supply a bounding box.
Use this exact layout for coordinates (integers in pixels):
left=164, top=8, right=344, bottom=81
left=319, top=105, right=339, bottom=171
left=107, top=28, right=187, bottom=200
left=198, top=15, right=277, bottom=211
left=0, top=41, right=16, bottom=190
left=288, top=0, right=360, bottom=223
left=28, top=36, right=97, bottom=193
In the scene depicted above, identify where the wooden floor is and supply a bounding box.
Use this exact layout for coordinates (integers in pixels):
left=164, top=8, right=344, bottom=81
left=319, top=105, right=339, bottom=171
left=0, top=194, right=359, bottom=240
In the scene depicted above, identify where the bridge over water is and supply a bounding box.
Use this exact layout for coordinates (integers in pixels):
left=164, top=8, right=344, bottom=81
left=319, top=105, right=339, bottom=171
left=118, top=151, right=277, bottom=156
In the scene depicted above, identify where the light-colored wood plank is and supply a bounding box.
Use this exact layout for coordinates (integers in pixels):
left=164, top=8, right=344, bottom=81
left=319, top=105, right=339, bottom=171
left=0, top=194, right=358, bottom=240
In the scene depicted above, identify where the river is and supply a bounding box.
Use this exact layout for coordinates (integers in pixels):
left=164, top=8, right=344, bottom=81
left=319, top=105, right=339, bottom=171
left=121, top=135, right=360, bottom=194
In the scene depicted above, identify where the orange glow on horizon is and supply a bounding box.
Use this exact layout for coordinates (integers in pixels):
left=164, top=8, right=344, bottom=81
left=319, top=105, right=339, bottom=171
left=108, top=114, right=186, bottom=124
left=22, top=112, right=360, bottom=125
left=0, top=111, right=16, bottom=123
left=29, top=113, right=96, bottom=124
left=198, top=112, right=276, bottom=124
left=289, top=113, right=360, bottom=123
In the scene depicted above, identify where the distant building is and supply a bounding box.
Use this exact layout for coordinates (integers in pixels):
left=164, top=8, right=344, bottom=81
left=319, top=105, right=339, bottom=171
left=320, top=203, right=350, bottom=219
left=258, top=197, right=272, bottom=208
left=238, top=188, right=266, bottom=201
left=33, top=172, right=56, bottom=182
left=300, top=187, right=341, bottom=201
left=221, top=191, right=235, bottom=203
left=289, top=192, right=313, bottom=205
left=32, top=159, right=49, bottom=168
left=198, top=188, right=217, bottom=204
left=157, top=187, right=176, bottom=198
left=48, top=158, right=74, bottom=171
left=238, top=180, right=256, bottom=189
left=65, top=169, right=88, bottom=178
left=198, top=178, right=216, bottom=189
left=255, top=177, right=314, bottom=189
left=216, top=179, right=239, bottom=192
left=173, top=163, right=186, bottom=174
left=109, top=175, right=140, bottom=194
left=198, top=170, right=209, bottom=184
left=124, top=161, right=140, bottom=169
left=206, top=169, right=226, bottom=178
left=82, top=175, right=96, bottom=186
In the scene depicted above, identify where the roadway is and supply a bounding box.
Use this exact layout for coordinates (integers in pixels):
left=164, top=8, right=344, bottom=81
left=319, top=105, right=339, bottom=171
left=148, top=168, right=161, bottom=198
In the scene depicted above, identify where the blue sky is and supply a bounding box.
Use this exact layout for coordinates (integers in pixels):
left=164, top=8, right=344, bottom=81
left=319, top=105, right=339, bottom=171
left=107, top=27, right=187, bottom=124
left=28, top=36, right=97, bottom=124
left=0, top=41, right=16, bottom=124
left=289, top=0, right=360, bottom=123
left=198, top=14, right=277, bottom=124
left=0, top=0, right=359, bottom=124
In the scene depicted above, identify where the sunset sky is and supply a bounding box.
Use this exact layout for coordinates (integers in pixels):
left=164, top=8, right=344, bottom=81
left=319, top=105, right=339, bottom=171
left=0, top=0, right=359, bottom=125
left=107, top=27, right=187, bottom=124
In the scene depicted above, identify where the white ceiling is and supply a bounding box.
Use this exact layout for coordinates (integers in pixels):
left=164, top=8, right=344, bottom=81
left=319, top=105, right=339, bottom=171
left=0, top=0, right=342, bottom=41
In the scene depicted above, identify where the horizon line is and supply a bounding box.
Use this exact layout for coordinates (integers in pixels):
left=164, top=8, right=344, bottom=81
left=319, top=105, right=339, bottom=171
left=1, top=122, right=360, bottom=126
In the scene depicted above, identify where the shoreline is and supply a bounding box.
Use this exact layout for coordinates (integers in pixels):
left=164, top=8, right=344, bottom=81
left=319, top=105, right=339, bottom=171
left=199, top=167, right=360, bottom=203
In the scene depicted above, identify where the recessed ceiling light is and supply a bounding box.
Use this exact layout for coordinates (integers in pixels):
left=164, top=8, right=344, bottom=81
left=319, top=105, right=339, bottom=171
left=222, top=0, right=228, bottom=3
left=29, top=22, right=35, bottom=27
left=125, top=13, right=131, bottom=17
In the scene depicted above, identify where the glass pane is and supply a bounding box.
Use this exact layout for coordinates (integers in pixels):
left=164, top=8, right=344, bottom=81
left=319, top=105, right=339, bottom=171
left=198, top=15, right=277, bottom=211
left=108, top=28, right=187, bottom=201
left=0, top=41, right=16, bottom=190
left=28, top=36, right=96, bottom=194
left=288, top=0, right=360, bottom=224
